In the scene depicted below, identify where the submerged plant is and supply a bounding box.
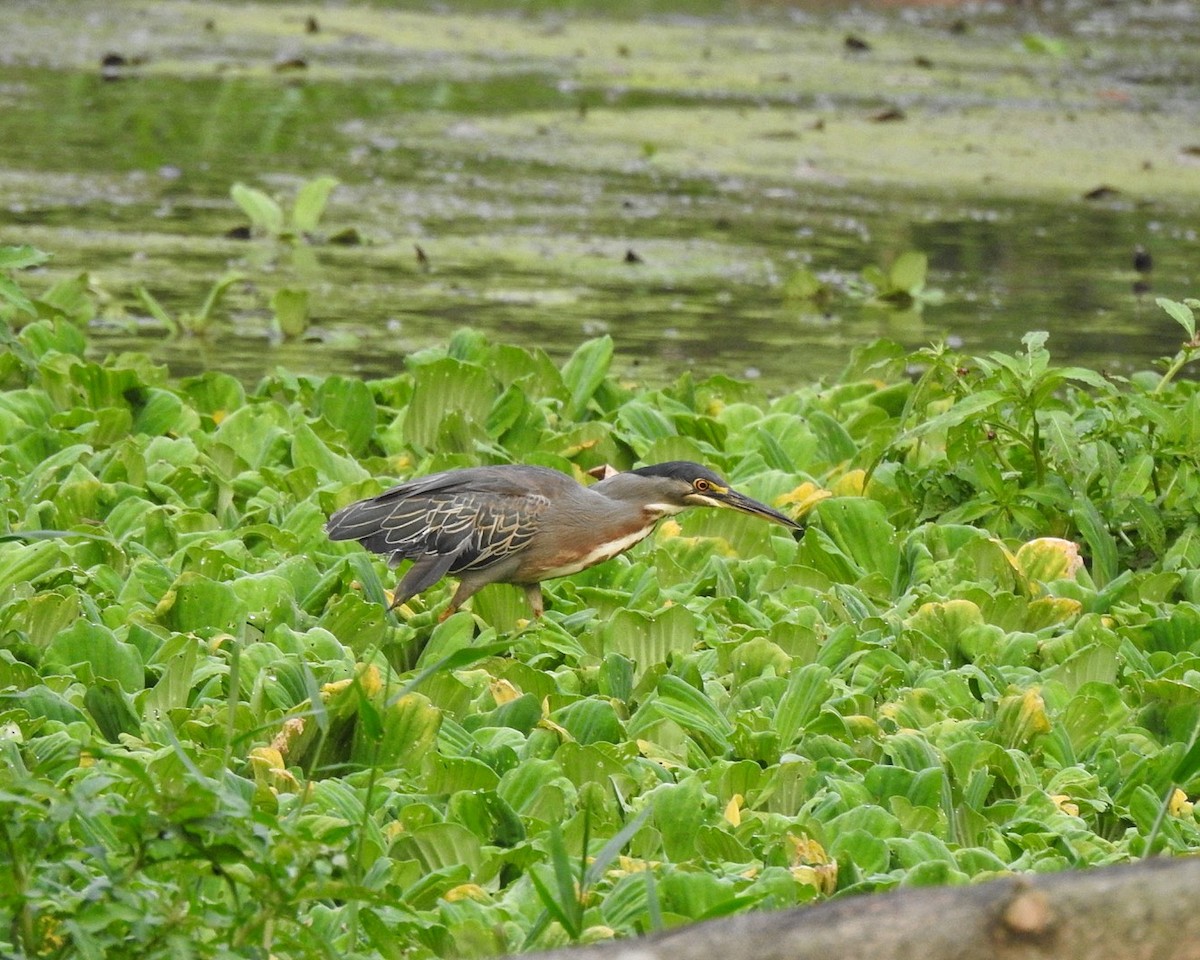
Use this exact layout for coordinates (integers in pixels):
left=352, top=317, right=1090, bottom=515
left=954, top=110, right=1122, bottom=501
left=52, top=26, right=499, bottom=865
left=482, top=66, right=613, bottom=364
left=784, top=250, right=944, bottom=314
left=855, top=250, right=944, bottom=309
left=136, top=273, right=244, bottom=337
left=231, top=175, right=341, bottom=242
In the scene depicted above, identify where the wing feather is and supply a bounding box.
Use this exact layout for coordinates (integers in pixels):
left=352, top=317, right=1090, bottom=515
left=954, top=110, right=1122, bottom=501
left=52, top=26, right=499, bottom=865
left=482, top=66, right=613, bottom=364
left=326, top=467, right=556, bottom=573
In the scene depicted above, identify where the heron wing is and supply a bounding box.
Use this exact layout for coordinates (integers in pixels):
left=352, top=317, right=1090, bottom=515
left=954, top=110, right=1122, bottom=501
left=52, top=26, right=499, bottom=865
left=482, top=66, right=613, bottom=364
left=326, top=470, right=553, bottom=573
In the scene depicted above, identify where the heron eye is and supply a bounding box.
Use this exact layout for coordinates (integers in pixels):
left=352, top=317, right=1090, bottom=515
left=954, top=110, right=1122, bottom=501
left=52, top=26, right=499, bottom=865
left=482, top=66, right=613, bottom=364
left=693, top=478, right=710, bottom=492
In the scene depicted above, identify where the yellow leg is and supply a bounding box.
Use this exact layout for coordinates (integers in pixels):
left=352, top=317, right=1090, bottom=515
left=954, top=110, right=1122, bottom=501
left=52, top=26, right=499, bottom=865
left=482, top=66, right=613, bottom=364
left=523, top=584, right=544, bottom=618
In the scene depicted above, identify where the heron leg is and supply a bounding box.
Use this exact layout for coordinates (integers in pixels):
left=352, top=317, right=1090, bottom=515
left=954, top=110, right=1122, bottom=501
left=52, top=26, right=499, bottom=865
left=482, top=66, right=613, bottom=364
left=437, top=576, right=489, bottom=622
left=522, top=583, right=544, bottom=618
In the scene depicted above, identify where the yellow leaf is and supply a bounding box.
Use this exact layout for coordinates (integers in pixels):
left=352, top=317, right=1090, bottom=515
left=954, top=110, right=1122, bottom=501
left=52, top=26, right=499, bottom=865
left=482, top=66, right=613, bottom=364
left=491, top=678, right=521, bottom=705
left=786, top=834, right=834, bottom=894
left=723, top=793, right=743, bottom=827
left=207, top=632, right=236, bottom=652
left=1169, top=788, right=1193, bottom=819
left=616, top=855, right=661, bottom=874
left=658, top=519, right=683, bottom=538
left=1018, top=687, right=1051, bottom=736
left=581, top=926, right=617, bottom=944
left=998, top=686, right=1052, bottom=746
left=357, top=664, right=384, bottom=699
left=791, top=863, right=838, bottom=895
left=249, top=746, right=300, bottom=793
left=1014, top=537, right=1084, bottom=590
left=539, top=715, right=573, bottom=739
left=1050, top=794, right=1079, bottom=817
left=831, top=469, right=867, bottom=497
left=776, top=481, right=831, bottom=515
left=250, top=746, right=285, bottom=771
left=383, top=821, right=406, bottom=841
left=787, top=834, right=831, bottom=866
left=443, top=884, right=489, bottom=903
left=269, top=716, right=306, bottom=756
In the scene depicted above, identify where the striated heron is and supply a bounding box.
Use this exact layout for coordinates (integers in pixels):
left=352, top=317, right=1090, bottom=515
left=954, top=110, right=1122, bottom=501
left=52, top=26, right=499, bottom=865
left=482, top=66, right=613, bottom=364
left=325, top=460, right=803, bottom=619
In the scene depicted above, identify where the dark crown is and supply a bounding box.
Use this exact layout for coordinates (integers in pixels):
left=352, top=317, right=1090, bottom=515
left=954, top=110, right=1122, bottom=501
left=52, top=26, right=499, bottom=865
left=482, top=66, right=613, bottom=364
left=629, top=461, right=727, bottom=486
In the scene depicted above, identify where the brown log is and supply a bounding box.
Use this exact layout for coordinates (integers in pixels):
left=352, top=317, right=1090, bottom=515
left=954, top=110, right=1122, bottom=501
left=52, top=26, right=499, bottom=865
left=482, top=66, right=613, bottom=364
left=520, top=858, right=1200, bottom=960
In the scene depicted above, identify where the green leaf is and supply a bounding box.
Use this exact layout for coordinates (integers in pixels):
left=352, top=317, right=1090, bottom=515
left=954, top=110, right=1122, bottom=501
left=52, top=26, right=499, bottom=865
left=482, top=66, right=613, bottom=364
left=1172, top=735, right=1200, bottom=785
left=271, top=287, right=310, bottom=338
left=1022, top=33, right=1067, bottom=56
left=561, top=336, right=613, bottom=420
left=85, top=679, right=142, bottom=741
left=405, top=357, right=496, bottom=452
left=775, top=664, right=833, bottom=746
left=291, top=422, right=369, bottom=485
left=0, top=274, right=36, bottom=317
left=602, top=606, right=697, bottom=678
left=899, top=390, right=1006, bottom=442
left=0, top=539, right=66, bottom=594
left=1158, top=297, right=1197, bottom=340
left=401, top=821, right=484, bottom=877
left=230, top=182, right=284, bottom=234
left=212, top=402, right=291, bottom=468
left=552, top=698, right=625, bottom=745
left=806, top=411, right=857, bottom=464
left=159, top=573, right=249, bottom=634
left=355, top=693, right=442, bottom=770
left=888, top=251, right=927, bottom=295
left=1057, top=365, right=1114, bottom=391
left=585, top=804, right=653, bottom=884
left=651, top=674, right=732, bottom=754
left=44, top=621, right=144, bottom=693
left=136, top=286, right=177, bottom=330
left=143, top=634, right=202, bottom=716
left=650, top=777, right=710, bottom=861
left=1071, top=496, right=1117, bottom=587
left=814, top=497, right=899, bottom=584
left=317, top=376, right=377, bottom=455
left=193, top=273, right=243, bottom=329
left=291, top=176, right=340, bottom=232
left=0, top=245, right=50, bottom=270
left=783, top=267, right=829, bottom=302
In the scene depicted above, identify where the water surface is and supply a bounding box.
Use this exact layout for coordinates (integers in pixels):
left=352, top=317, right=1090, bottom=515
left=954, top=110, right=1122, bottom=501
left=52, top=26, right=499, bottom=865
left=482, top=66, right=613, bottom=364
left=2, top=0, right=1198, bottom=387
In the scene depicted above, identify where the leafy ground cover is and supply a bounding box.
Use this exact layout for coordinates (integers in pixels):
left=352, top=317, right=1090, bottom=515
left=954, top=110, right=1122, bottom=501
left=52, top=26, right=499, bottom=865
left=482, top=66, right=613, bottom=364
left=3, top=249, right=1200, bottom=958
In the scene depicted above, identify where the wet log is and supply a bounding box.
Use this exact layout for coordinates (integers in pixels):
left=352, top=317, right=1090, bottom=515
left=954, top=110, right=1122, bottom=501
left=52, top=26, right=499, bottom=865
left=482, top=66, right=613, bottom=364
left=520, top=858, right=1200, bottom=960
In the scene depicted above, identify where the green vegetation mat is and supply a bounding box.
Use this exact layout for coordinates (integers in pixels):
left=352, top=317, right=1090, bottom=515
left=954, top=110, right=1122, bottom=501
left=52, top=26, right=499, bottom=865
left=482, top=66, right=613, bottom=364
left=3, top=248, right=1200, bottom=958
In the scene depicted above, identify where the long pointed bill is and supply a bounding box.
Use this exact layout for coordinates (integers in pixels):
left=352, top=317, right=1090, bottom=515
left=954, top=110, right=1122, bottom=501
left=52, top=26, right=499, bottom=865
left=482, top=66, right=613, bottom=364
left=719, top=490, right=806, bottom=539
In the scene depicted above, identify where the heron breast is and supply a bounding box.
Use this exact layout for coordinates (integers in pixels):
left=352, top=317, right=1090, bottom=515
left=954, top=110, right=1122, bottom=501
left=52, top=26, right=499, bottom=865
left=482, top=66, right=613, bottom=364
left=532, top=523, right=657, bottom=580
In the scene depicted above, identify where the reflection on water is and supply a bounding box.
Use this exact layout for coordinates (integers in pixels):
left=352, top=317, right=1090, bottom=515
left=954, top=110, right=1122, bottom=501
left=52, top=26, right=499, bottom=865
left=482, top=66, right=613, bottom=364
left=1, top=1, right=1197, bottom=388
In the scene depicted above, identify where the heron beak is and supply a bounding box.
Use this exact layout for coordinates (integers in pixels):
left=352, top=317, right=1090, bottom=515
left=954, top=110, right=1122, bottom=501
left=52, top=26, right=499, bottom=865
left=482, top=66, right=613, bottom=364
left=713, top=488, right=806, bottom=539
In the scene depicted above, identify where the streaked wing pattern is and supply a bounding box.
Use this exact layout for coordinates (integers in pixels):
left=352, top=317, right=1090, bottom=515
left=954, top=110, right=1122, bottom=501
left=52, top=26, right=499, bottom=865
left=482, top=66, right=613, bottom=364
left=454, top=494, right=543, bottom=572
left=327, top=478, right=548, bottom=573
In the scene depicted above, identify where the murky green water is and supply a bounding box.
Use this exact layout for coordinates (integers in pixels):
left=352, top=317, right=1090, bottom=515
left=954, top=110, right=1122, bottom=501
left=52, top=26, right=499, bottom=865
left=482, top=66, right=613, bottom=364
left=2, top=0, right=1198, bottom=388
